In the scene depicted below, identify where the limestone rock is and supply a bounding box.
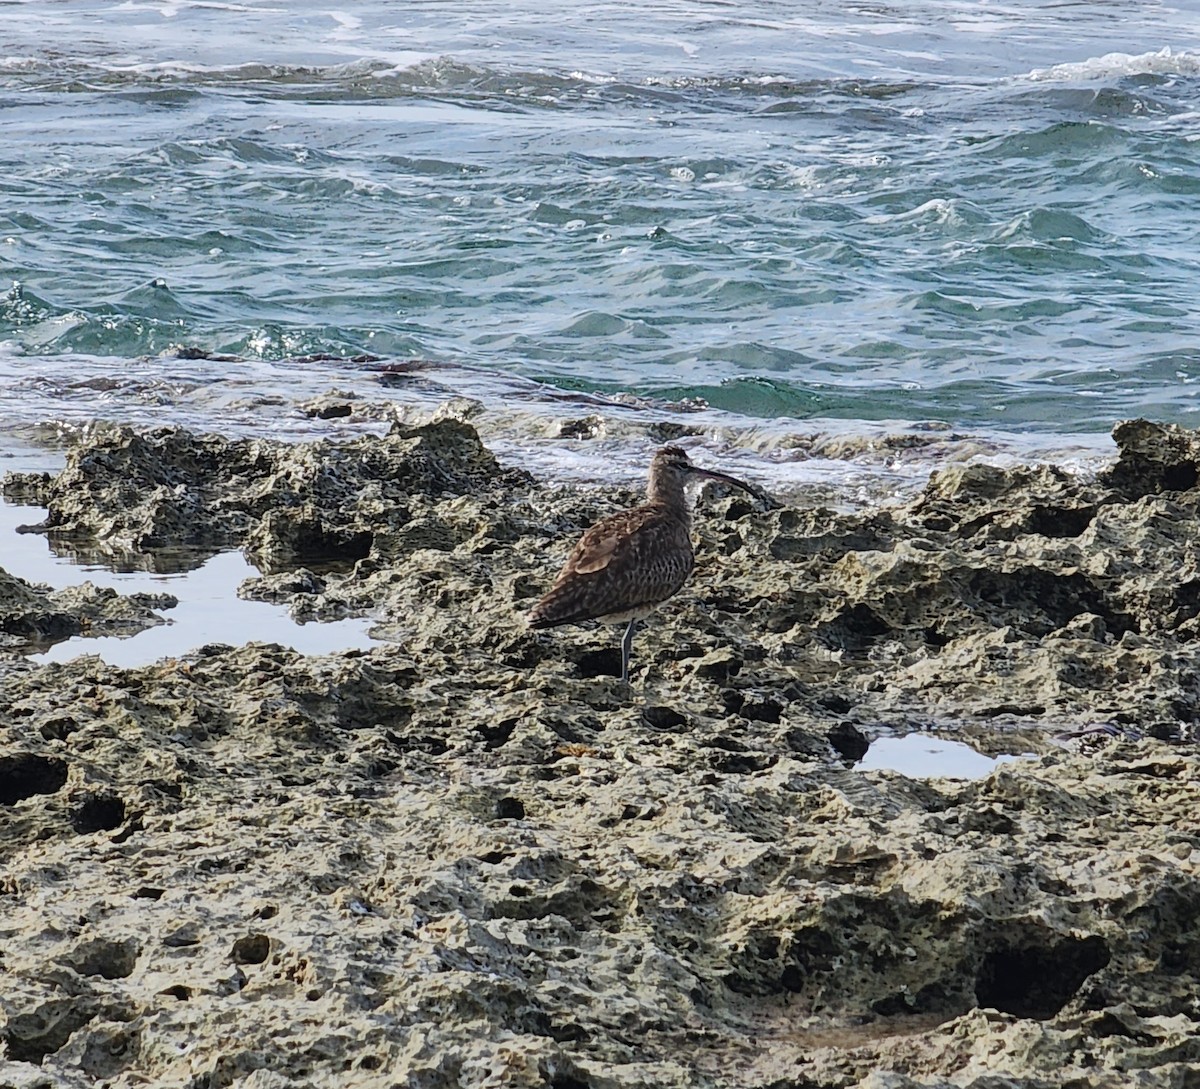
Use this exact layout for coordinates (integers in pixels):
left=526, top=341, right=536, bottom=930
left=0, top=415, right=1198, bottom=1086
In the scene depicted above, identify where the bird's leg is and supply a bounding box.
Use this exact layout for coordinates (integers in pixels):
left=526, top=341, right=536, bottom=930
left=620, top=618, right=638, bottom=685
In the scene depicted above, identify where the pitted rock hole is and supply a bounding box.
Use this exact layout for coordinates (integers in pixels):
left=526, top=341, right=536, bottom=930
left=60, top=937, right=140, bottom=980
left=975, top=934, right=1110, bottom=1019
left=575, top=647, right=621, bottom=679
left=642, top=705, right=687, bottom=730
left=1162, top=461, right=1199, bottom=492
left=827, top=721, right=870, bottom=762
left=3, top=999, right=96, bottom=1064
left=495, top=796, right=526, bottom=821
left=740, top=695, right=783, bottom=724
left=968, top=568, right=1123, bottom=636
left=815, top=604, right=890, bottom=652
left=231, top=934, right=271, bottom=965
left=1025, top=504, right=1096, bottom=538
left=70, top=792, right=126, bottom=833
left=550, top=1076, right=592, bottom=1089
left=291, top=524, right=373, bottom=563
left=0, top=754, right=68, bottom=805
left=478, top=716, right=519, bottom=749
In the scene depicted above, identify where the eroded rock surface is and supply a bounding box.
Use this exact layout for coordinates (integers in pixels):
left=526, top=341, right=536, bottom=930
left=0, top=567, right=172, bottom=651
left=2, top=413, right=527, bottom=566
left=0, top=415, right=1197, bottom=1088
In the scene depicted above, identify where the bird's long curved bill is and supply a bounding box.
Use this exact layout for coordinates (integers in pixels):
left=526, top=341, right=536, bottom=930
left=692, top=467, right=780, bottom=508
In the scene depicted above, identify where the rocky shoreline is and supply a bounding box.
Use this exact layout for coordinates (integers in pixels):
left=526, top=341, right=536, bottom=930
left=0, top=411, right=1197, bottom=1088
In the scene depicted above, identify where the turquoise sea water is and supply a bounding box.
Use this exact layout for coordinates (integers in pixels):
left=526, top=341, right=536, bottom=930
left=3, top=1, right=1200, bottom=480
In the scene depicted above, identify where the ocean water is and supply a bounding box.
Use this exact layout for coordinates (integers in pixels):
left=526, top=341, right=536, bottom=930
left=3, top=1, right=1200, bottom=488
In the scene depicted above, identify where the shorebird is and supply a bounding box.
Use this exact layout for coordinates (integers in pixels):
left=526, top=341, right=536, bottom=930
left=528, top=445, right=766, bottom=684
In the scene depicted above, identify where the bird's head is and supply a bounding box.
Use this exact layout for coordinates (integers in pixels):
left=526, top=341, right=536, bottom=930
left=647, top=445, right=765, bottom=505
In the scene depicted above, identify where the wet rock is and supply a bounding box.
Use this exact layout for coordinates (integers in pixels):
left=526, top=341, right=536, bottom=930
left=1, top=416, right=530, bottom=555
left=299, top=390, right=358, bottom=419
left=0, top=566, right=171, bottom=649
left=557, top=414, right=605, bottom=439
left=0, top=415, right=1197, bottom=1086
left=57, top=937, right=140, bottom=980
left=828, top=720, right=870, bottom=762
left=0, top=753, right=68, bottom=804
left=1104, top=417, right=1200, bottom=496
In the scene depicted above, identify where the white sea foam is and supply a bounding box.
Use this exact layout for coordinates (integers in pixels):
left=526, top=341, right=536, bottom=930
left=861, top=198, right=958, bottom=227
left=327, top=11, right=363, bottom=31
left=113, top=0, right=284, bottom=14
left=89, top=55, right=434, bottom=79
left=1025, top=47, right=1200, bottom=82
left=8, top=1, right=1198, bottom=87
left=0, top=348, right=1118, bottom=511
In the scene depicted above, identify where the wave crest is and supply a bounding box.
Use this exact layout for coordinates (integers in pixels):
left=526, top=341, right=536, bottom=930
left=1026, top=47, right=1200, bottom=83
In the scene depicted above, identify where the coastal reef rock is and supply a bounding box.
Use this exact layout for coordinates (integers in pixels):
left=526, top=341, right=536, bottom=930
left=0, top=415, right=1198, bottom=1087
left=1, top=415, right=525, bottom=564
left=0, top=567, right=172, bottom=651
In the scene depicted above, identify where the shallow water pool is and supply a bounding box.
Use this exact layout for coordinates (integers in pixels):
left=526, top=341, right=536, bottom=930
left=0, top=501, right=380, bottom=667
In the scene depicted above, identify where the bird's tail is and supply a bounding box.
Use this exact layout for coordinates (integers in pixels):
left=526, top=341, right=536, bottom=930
left=527, top=584, right=590, bottom=629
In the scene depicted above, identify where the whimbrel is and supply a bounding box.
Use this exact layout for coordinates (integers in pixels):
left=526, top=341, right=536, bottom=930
left=528, top=445, right=765, bottom=684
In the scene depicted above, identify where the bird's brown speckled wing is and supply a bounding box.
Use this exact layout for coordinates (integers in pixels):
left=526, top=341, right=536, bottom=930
left=528, top=503, right=694, bottom=627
